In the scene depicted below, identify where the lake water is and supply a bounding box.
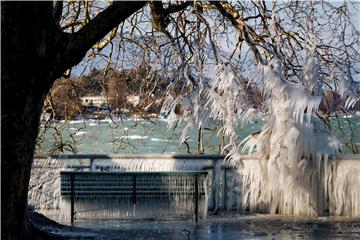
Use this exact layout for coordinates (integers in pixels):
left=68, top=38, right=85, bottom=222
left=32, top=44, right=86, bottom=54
left=37, top=114, right=360, bottom=155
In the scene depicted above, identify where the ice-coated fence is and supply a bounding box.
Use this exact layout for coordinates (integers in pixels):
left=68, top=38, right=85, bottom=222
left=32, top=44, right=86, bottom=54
left=29, top=154, right=360, bottom=221
left=60, top=171, right=207, bottom=222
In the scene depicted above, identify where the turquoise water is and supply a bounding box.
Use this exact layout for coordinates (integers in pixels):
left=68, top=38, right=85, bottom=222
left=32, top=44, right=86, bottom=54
left=36, top=114, right=360, bottom=155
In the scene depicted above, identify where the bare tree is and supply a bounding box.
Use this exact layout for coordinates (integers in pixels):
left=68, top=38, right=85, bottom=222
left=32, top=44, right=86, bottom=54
left=2, top=1, right=359, bottom=238
left=2, top=2, right=146, bottom=238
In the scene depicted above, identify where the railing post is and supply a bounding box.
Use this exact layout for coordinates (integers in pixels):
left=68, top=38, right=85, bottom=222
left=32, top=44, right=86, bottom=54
left=194, top=174, right=199, bottom=222
left=70, top=173, right=75, bottom=225
left=211, top=161, right=216, bottom=210
left=90, top=158, right=94, bottom=171
left=133, top=175, right=137, bottom=216
left=223, top=169, right=227, bottom=210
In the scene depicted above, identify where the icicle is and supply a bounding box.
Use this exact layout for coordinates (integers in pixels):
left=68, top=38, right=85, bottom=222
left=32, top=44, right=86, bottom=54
left=345, top=96, right=358, bottom=109
left=202, top=174, right=209, bottom=219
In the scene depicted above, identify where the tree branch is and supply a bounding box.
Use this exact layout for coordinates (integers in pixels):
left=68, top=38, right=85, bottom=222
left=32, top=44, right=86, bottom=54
left=210, top=1, right=265, bottom=64
left=53, top=1, right=63, bottom=27
left=149, top=1, right=191, bottom=31
left=63, top=1, right=147, bottom=66
left=93, top=26, right=118, bottom=52
left=165, top=2, right=192, bottom=14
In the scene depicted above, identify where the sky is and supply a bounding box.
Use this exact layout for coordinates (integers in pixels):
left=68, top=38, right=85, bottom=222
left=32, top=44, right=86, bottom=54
left=70, top=1, right=360, bottom=86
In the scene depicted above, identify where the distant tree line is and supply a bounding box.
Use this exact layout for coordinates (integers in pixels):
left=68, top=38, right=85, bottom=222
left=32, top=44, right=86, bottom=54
left=44, top=64, right=170, bottom=120
left=45, top=67, right=358, bottom=121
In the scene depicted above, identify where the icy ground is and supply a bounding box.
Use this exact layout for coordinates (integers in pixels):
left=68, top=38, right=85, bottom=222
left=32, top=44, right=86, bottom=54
left=37, top=214, right=360, bottom=240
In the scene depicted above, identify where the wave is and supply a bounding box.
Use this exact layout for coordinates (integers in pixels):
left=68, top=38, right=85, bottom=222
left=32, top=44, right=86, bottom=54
left=99, top=119, right=113, bottom=124
left=120, top=135, right=148, bottom=140
left=150, top=138, right=174, bottom=142
left=69, top=120, right=85, bottom=124
left=343, top=115, right=353, bottom=119
left=75, top=131, right=87, bottom=136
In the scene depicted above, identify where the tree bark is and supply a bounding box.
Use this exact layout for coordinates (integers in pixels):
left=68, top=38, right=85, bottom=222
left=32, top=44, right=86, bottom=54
left=1, top=2, right=146, bottom=239
left=2, top=3, right=62, bottom=238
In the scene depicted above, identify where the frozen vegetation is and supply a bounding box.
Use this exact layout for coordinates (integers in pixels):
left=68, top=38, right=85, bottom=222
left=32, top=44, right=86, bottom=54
left=32, top=51, right=360, bottom=220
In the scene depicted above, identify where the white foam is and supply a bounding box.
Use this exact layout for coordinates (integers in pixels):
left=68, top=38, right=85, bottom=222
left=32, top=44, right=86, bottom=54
left=120, top=135, right=148, bottom=140
left=75, top=131, right=87, bottom=136
left=150, top=138, right=171, bottom=142
left=99, top=119, right=113, bottom=124
left=69, top=120, right=84, bottom=124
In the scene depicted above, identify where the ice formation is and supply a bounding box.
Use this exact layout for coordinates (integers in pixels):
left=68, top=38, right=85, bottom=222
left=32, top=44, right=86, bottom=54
left=225, top=155, right=360, bottom=217
left=156, top=50, right=360, bottom=217
left=160, top=62, right=257, bottom=152
left=28, top=157, right=62, bottom=217
left=29, top=155, right=216, bottom=220
left=29, top=52, right=358, bottom=220
left=228, top=55, right=346, bottom=216
left=29, top=154, right=360, bottom=219
left=206, top=64, right=256, bottom=148
left=337, top=59, right=360, bottom=109
left=59, top=172, right=208, bottom=220
left=338, top=78, right=359, bottom=109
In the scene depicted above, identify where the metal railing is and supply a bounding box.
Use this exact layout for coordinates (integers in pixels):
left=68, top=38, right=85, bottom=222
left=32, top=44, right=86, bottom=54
left=32, top=153, right=360, bottom=221
left=61, top=171, right=207, bottom=223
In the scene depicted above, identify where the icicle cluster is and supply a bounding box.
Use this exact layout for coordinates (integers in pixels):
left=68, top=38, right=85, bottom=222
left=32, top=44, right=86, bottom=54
left=28, top=157, right=63, bottom=218
left=159, top=63, right=211, bottom=144
left=92, top=157, right=213, bottom=172
left=338, top=78, right=359, bottom=109
left=29, top=155, right=360, bottom=218
left=160, top=63, right=257, bottom=153
left=206, top=64, right=256, bottom=150
left=224, top=155, right=360, bottom=217
left=29, top=156, right=215, bottom=220
left=158, top=52, right=356, bottom=216
left=337, top=58, right=360, bottom=109
left=233, top=55, right=341, bottom=216
left=302, top=48, right=323, bottom=95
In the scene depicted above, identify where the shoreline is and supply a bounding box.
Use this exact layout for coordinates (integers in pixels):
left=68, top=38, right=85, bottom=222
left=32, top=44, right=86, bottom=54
left=41, top=110, right=360, bottom=122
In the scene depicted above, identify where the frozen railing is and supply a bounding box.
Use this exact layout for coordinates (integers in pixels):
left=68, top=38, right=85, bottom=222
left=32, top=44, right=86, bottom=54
left=30, top=154, right=228, bottom=221
left=30, top=154, right=360, bottom=219
left=60, top=171, right=207, bottom=223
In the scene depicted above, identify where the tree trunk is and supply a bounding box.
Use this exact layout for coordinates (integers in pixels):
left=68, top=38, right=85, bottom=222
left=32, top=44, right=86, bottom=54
left=1, top=3, right=64, bottom=239
left=1, top=2, right=146, bottom=239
